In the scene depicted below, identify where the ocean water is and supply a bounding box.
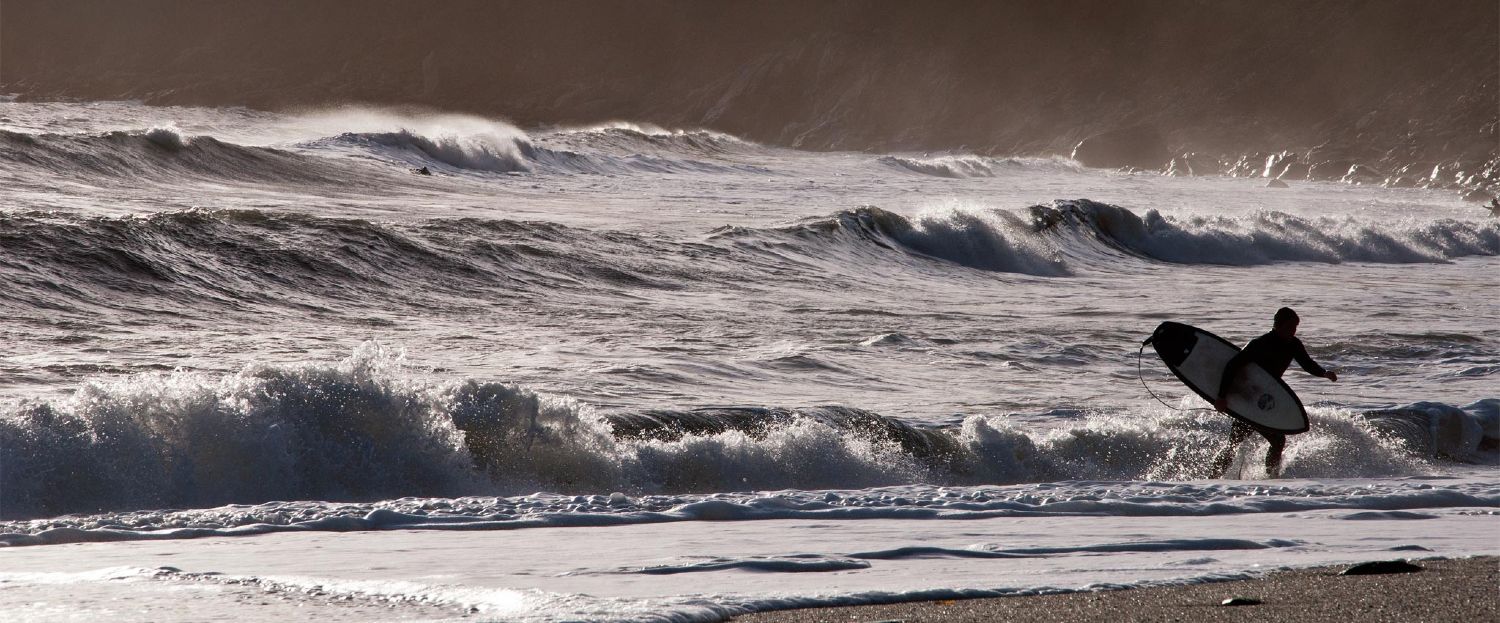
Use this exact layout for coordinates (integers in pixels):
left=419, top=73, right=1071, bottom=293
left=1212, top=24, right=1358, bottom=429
left=0, top=102, right=1496, bottom=622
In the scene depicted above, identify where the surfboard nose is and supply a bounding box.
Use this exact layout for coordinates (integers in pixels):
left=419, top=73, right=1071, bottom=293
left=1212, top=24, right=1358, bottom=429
left=1150, top=322, right=1198, bottom=367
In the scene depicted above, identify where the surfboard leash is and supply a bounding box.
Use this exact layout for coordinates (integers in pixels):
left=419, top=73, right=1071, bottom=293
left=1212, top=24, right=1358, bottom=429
left=1137, top=341, right=1216, bottom=414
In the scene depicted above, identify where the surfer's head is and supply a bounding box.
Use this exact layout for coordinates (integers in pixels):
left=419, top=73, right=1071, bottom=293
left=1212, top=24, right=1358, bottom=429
left=1273, top=307, right=1299, bottom=337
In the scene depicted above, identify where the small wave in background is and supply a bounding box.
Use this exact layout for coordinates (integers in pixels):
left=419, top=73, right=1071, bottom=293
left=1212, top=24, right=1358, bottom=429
left=878, top=154, right=1083, bottom=179
left=288, top=108, right=775, bottom=176
left=0, top=128, right=369, bottom=186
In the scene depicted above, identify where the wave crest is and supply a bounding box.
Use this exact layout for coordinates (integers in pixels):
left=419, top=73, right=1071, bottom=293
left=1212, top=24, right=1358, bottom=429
left=339, top=129, right=533, bottom=173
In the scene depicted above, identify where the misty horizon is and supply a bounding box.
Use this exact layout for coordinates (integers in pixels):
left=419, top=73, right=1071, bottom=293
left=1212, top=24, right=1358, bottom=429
left=3, top=0, right=1495, bottom=171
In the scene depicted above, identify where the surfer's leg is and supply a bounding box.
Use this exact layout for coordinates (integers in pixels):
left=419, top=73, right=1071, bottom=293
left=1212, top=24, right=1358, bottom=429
left=1210, top=421, right=1253, bottom=477
left=1263, top=433, right=1286, bottom=478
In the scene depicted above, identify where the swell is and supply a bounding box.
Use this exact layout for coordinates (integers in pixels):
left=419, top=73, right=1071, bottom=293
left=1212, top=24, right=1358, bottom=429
left=0, top=128, right=369, bottom=185
left=720, top=201, right=1500, bottom=277
left=0, top=347, right=1490, bottom=520
left=3, top=203, right=1495, bottom=320
left=0, top=209, right=711, bottom=316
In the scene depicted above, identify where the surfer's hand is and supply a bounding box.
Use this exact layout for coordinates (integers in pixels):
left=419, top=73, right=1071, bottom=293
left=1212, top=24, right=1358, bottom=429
left=1325, top=370, right=1338, bottom=382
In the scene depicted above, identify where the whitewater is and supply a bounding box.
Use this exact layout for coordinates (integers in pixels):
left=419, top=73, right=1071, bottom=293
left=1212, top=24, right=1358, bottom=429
left=0, top=101, right=1496, bottom=622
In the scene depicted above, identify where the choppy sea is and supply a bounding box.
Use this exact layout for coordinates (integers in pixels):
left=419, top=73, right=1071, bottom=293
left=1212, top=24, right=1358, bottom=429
left=0, top=102, right=1496, bottom=622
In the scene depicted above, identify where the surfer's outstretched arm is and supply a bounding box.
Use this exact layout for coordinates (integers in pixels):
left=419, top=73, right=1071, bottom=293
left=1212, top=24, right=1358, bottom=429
left=1292, top=340, right=1337, bottom=382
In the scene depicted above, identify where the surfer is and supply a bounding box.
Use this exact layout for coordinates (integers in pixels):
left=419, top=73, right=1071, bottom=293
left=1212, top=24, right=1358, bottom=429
left=1210, top=307, right=1337, bottom=477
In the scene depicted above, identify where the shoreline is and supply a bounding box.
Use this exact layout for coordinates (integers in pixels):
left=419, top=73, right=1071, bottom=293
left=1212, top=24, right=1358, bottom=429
left=732, top=556, right=1498, bottom=622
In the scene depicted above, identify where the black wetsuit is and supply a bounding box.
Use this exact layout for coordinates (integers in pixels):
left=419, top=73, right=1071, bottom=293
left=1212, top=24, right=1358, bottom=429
left=1219, top=332, right=1327, bottom=397
left=1212, top=331, right=1328, bottom=477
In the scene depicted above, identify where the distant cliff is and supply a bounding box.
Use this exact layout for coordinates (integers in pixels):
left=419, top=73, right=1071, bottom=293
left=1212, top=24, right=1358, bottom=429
left=4, top=0, right=1494, bottom=193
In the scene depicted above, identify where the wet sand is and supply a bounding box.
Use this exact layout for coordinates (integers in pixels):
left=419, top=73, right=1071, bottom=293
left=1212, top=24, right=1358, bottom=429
left=732, top=556, right=1498, bottom=622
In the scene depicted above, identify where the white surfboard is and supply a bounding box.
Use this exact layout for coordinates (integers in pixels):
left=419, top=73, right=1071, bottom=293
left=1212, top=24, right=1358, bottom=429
left=1147, top=321, right=1308, bottom=434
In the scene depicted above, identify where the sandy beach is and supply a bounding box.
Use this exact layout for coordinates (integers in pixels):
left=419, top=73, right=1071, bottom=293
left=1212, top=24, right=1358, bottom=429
left=733, top=556, right=1498, bottom=622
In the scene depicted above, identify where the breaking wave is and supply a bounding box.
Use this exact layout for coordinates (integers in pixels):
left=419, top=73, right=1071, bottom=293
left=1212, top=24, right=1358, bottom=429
left=0, top=347, right=1489, bottom=521
left=307, top=118, right=771, bottom=175
left=331, top=129, right=535, bottom=173
left=716, top=205, right=1070, bottom=276
left=545, top=122, right=756, bottom=157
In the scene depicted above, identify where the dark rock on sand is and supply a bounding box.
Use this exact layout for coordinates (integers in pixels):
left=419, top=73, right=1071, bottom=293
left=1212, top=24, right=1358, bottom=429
left=1340, top=560, right=1424, bottom=576
left=1220, top=597, right=1262, bottom=606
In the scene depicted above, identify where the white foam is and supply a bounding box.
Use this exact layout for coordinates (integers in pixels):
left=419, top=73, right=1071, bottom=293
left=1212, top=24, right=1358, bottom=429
left=2, top=509, right=1495, bottom=622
